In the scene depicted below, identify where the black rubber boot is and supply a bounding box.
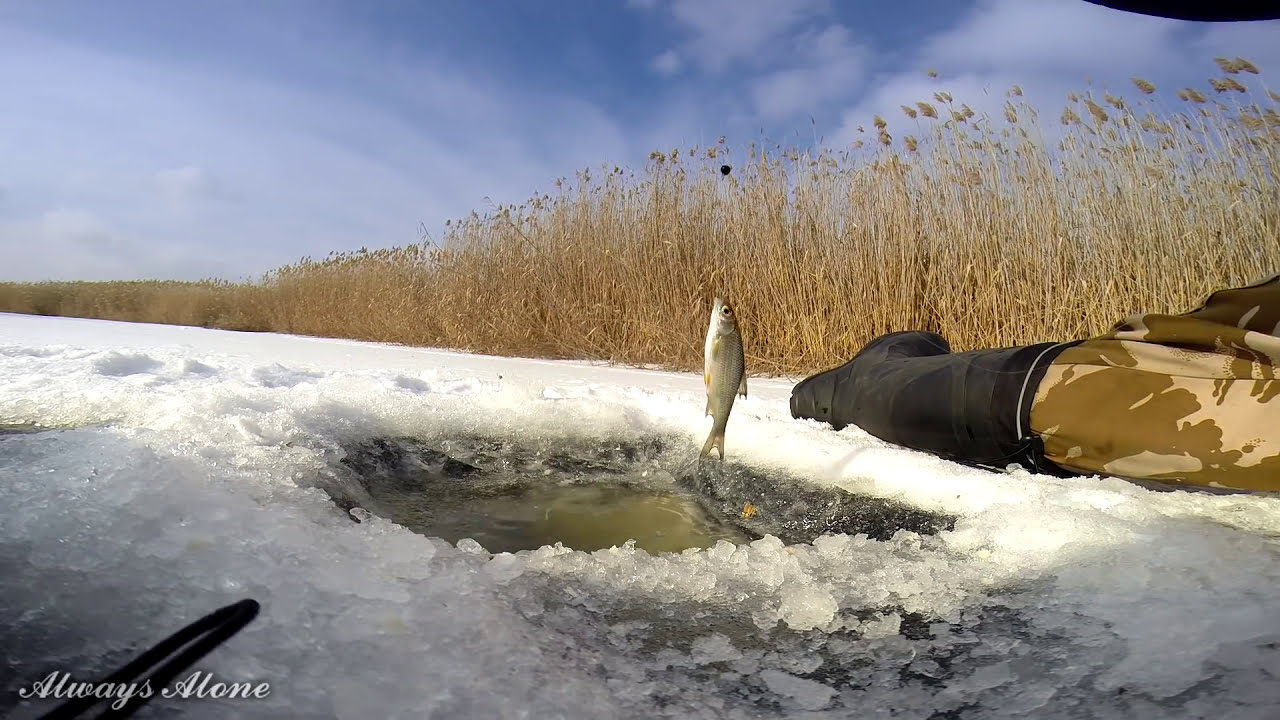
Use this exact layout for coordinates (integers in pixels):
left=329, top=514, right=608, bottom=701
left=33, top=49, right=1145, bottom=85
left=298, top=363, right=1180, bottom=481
left=789, top=331, right=950, bottom=431
left=790, top=331, right=1076, bottom=471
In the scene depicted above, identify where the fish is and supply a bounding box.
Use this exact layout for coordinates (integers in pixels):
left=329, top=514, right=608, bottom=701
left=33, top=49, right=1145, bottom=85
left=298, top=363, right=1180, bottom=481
left=700, top=296, right=747, bottom=460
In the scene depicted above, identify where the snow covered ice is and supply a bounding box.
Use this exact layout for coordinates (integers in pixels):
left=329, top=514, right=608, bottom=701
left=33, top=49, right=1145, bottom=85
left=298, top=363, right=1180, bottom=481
left=2, top=311, right=1280, bottom=719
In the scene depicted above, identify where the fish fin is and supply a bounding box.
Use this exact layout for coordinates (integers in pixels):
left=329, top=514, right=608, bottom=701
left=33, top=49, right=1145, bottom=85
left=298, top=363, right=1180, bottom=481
left=699, top=430, right=725, bottom=461
left=738, top=374, right=748, bottom=397
left=704, top=370, right=710, bottom=388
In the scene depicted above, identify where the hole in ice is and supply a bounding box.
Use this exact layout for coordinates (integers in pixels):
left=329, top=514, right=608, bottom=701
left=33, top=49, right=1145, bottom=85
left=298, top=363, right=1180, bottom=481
left=319, top=433, right=956, bottom=554
left=327, top=434, right=749, bottom=554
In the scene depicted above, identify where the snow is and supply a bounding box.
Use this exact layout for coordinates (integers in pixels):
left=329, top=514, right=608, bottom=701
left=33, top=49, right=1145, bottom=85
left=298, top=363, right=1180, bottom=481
left=2, top=311, right=1280, bottom=719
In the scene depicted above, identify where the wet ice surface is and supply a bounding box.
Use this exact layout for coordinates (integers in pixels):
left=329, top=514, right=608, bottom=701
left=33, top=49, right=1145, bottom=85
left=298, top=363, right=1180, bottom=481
left=2, top=313, right=1280, bottom=719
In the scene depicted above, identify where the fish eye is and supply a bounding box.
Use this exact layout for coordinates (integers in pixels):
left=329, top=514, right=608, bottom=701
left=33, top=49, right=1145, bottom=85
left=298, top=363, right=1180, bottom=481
left=722, top=306, right=732, bottom=315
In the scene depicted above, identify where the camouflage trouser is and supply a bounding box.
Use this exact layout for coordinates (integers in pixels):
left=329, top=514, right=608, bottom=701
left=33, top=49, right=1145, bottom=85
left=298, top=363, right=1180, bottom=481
left=1030, top=273, right=1280, bottom=492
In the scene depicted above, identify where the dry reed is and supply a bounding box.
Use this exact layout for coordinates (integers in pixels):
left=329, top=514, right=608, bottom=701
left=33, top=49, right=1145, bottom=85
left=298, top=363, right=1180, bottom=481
left=0, top=279, right=271, bottom=332
left=3, top=60, right=1278, bottom=377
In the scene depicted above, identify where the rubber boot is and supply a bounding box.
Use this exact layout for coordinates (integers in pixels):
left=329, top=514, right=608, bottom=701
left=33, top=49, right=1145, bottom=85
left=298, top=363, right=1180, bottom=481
left=789, top=331, right=1074, bottom=472
left=789, top=331, right=950, bottom=431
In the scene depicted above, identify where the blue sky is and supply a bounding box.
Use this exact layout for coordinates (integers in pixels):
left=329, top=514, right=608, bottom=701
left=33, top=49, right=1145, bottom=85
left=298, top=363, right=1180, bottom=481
left=1, top=1, right=1277, bottom=282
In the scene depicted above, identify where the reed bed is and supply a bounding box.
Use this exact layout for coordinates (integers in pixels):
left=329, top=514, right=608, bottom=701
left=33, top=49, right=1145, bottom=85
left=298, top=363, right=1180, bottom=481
left=0, top=279, right=271, bottom=332
left=3, top=59, right=1278, bottom=377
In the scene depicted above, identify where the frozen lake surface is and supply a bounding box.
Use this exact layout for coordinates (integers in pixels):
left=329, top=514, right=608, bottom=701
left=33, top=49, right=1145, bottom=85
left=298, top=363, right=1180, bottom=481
left=2, top=312, right=1279, bottom=719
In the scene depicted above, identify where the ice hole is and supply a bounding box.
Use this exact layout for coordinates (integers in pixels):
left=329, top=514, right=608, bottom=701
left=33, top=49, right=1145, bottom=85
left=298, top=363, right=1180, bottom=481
left=320, top=433, right=957, bottom=555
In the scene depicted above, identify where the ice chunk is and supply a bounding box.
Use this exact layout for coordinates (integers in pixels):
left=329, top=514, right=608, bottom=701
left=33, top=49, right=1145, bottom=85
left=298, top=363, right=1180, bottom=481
left=811, top=532, right=854, bottom=556
left=758, top=669, right=836, bottom=711
left=92, top=351, right=162, bottom=376
left=860, top=612, right=902, bottom=640
left=181, top=358, right=219, bottom=376
left=456, top=537, right=489, bottom=555
left=690, top=633, right=741, bottom=665
left=706, top=539, right=737, bottom=563
left=777, top=583, right=838, bottom=631
left=483, top=553, right=525, bottom=584
left=251, top=363, right=323, bottom=388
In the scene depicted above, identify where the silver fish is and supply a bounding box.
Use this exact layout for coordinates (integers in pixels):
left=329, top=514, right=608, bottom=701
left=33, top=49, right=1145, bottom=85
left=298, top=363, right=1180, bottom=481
left=700, top=297, right=747, bottom=460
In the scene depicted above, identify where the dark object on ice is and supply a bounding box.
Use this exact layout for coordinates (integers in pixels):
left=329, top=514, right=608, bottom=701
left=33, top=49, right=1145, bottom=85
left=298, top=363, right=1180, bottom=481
left=1081, top=0, right=1280, bottom=21
left=790, top=274, right=1280, bottom=492
left=719, top=165, right=731, bottom=176
left=33, top=598, right=261, bottom=719
left=789, top=331, right=1076, bottom=475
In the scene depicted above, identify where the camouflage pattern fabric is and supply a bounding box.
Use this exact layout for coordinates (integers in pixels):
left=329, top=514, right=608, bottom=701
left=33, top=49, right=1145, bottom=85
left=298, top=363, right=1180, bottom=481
left=1029, top=273, right=1280, bottom=491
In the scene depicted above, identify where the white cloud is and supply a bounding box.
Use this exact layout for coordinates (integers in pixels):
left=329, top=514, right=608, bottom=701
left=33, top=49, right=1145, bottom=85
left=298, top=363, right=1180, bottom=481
left=750, top=24, right=866, bottom=120
left=639, top=0, right=867, bottom=123
left=0, top=21, right=632, bottom=282
left=922, top=0, right=1184, bottom=77
left=664, top=0, right=833, bottom=74
left=652, top=49, right=682, bottom=76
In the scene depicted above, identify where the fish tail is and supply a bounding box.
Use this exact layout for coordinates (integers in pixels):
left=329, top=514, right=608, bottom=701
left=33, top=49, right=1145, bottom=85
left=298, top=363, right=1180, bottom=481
left=699, top=429, right=725, bottom=461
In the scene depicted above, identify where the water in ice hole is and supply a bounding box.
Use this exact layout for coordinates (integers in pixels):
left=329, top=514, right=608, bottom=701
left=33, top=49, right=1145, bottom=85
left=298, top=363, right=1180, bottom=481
left=321, top=432, right=957, bottom=554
